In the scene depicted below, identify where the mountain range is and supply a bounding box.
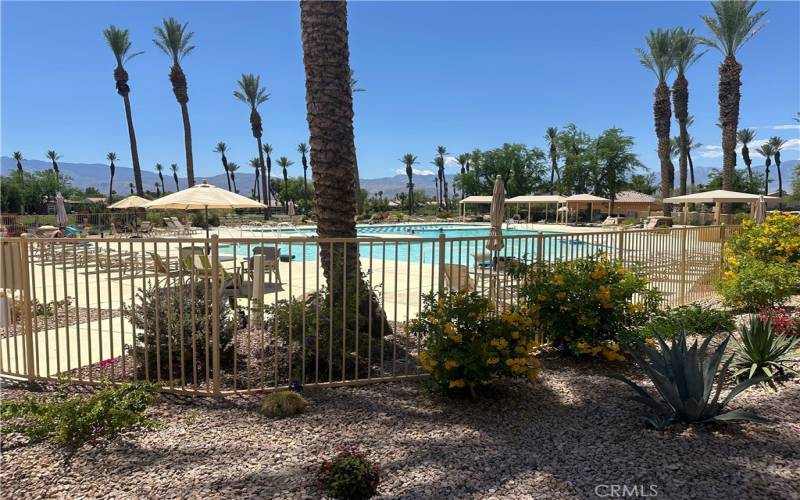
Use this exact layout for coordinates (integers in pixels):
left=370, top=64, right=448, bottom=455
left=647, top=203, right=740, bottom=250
left=1, top=156, right=795, bottom=197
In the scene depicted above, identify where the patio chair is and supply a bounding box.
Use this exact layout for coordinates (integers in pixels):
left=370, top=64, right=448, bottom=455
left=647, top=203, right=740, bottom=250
left=443, top=264, right=476, bottom=292
left=601, top=216, right=619, bottom=227
left=170, top=217, right=199, bottom=235
left=147, top=252, right=182, bottom=285
left=242, top=246, right=282, bottom=283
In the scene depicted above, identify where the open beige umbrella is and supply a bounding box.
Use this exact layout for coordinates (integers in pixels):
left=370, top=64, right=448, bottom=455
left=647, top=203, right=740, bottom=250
left=109, top=195, right=150, bottom=233
left=143, top=181, right=266, bottom=238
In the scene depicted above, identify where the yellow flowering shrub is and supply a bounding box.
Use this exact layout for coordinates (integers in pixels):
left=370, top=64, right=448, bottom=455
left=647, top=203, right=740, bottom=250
left=510, top=255, right=661, bottom=358
left=720, top=213, right=800, bottom=310
left=411, top=291, right=540, bottom=397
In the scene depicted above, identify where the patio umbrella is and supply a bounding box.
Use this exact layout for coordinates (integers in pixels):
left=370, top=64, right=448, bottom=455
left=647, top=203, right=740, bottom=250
left=55, top=192, right=68, bottom=229
left=109, top=195, right=150, bottom=232
left=486, top=175, right=505, bottom=253
left=753, top=195, right=767, bottom=224
left=143, top=181, right=266, bottom=239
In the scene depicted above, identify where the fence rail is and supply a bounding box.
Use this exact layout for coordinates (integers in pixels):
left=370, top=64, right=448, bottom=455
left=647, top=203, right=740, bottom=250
left=0, top=224, right=738, bottom=395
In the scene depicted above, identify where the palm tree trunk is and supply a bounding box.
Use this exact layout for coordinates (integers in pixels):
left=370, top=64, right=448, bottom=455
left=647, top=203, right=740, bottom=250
left=231, top=175, right=238, bottom=194
left=718, top=55, right=741, bottom=213
left=177, top=102, right=195, bottom=186
left=672, top=74, right=689, bottom=196
left=303, top=167, right=309, bottom=213
left=174, top=175, right=179, bottom=191
left=256, top=136, right=268, bottom=218
left=654, top=82, right=673, bottom=214
left=687, top=146, right=696, bottom=192
left=407, top=179, right=413, bottom=215
left=764, top=160, right=770, bottom=196
left=549, top=154, right=557, bottom=195
left=775, top=156, right=783, bottom=209
left=108, top=174, right=114, bottom=204
left=122, top=95, right=144, bottom=196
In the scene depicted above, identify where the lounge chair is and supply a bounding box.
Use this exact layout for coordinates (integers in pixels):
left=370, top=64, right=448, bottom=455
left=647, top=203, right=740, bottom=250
left=601, top=216, right=619, bottom=227
left=148, top=252, right=182, bottom=285
left=443, top=264, right=476, bottom=292
left=169, top=217, right=200, bottom=235
left=242, top=246, right=282, bottom=283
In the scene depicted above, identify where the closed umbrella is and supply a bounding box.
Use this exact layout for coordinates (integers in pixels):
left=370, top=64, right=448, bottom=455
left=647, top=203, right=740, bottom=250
left=143, top=181, right=266, bottom=239
left=486, top=175, right=505, bottom=253
left=287, top=200, right=295, bottom=217
left=753, top=195, right=767, bottom=224
left=55, top=192, right=68, bottom=228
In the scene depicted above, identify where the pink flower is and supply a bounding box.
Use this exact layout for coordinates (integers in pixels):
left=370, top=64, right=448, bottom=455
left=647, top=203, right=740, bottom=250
left=99, top=358, right=116, bottom=369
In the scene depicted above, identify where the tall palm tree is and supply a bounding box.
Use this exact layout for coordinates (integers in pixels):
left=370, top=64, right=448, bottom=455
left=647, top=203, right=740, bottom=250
left=736, top=128, right=757, bottom=186
left=297, top=142, right=310, bottom=212
left=214, top=142, right=232, bottom=191
left=755, top=143, right=774, bottom=196
left=106, top=152, right=117, bottom=203
left=103, top=25, right=144, bottom=196
left=699, top=0, right=767, bottom=196
left=686, top=134, right=702, bottom=192
left=155, top=163, right=166, bottom=193
left=227, top=162, right=240, bottom=193
left=276, top=157, right=293, bottom=208
left=12, top=151, right=23, bottom=175
left=545, top=127, right=559, bottom=194
left=768, top=136, right=787, bottom=204
left=249, top=158, right=262, bottom=201
left=436, top=146, right=448, bottom=208
left=401, top=154, right=417, bottom=214
left=262, top=144, right=273, bottom=214
left=671, top=28, right=705, bottom=196
left=129, top=182, right=134, bottom=195
left=234, top=73, right=270, bottom=218
left=46, top=150, right=62, bottom=188
left=637, top=29, right=676, bottom=211
left=155, top=182, right=161, bottom=197
left=170, top=163, right=180, bottom=191
left=434, top=176, right=439, bottom=205
left=153, top=17, right=196, bottom=186
left=350, top=70, right=366, bottom=213
left=456, top=153, right=469, bottom=198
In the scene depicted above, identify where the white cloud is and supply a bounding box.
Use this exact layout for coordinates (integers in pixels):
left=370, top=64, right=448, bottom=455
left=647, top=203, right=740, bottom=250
left=394, top=168, right=435, bottom=176
left=749, top=124, right=800, bottom=130
left=699, top=138, right=800, bottom=159
left=444, top=156, right=462, bottom=171
left=699, top=145, right=723, bottom=159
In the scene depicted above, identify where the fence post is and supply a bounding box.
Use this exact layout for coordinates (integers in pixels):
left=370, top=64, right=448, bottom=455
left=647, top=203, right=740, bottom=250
left=616, top=229, right=626, bottom=263
left=718, top=223, right=727, bottom=273
left=536, top=232, right=544, bottom=263
left=437, top=233, right=446, bottom=293
left=678, top=227, right=688, bottom=305
left=210, top=234, right=221, bottom=396
left=18, top=235, right=35, bottom=382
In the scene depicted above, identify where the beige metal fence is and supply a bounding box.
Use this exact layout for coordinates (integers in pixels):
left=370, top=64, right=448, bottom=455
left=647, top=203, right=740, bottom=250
left=0, top=224, right=738, bottom=395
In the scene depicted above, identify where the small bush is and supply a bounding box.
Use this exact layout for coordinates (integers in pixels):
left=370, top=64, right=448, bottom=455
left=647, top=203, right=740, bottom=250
left=260, top=391, right=307, bottom=418
left=511, top=255, right=661, bottom=357
left=409, top=291, right=540, bottom=397
left=732, top=315, right=800, bottom=386
left=319, top=449, right=380, bottom=500
left=759, top=307, right=799, bottom=336
left=639, top=304, right=735, bottom=340
left=0, top=382, right=158, bottom=448
left=718, top=259, right=800, bottom=311
left=725, top=212, right=800, bottom=265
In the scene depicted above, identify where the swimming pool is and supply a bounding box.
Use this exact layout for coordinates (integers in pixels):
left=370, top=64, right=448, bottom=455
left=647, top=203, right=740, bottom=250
left=221, top=224, right=606, bottom=265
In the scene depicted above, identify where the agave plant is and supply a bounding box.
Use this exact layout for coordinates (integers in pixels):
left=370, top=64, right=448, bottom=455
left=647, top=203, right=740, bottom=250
left=733, top=316, right=799, bottom=386
left=612, top=332, right=768, bottom=429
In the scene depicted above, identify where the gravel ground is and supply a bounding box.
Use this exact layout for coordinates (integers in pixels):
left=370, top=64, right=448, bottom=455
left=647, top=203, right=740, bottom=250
left=2, top=350, right=799, bottom=500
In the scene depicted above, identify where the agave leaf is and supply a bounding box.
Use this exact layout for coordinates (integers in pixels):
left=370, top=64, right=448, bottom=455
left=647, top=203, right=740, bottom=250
left=721, top=376, right=768, bottom=410
left=709, top=355, right=734, bottom=409
left=645, top=414, right=674, bottom=431
left=609, top=374, right=669, bottom=413
left=708, top=409, right=771, bottom=424
left=748, top=363, right=758, bottom=379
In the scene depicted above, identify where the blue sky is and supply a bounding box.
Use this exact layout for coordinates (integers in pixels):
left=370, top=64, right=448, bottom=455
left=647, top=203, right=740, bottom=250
left=2, top=1, right=799, bottom=181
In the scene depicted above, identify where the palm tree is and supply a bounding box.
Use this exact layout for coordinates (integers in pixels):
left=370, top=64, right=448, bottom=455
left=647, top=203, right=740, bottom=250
left=276, top=157, right=293, bottom=208
left=298, top=142, right=310, bottom=212
left=129, top=182, right=134, bottom=195
left=227, top=162, right=240, bottom=193
left=249, top=158, right=262, bottom=201
left=671, top=27, right=705, bottom=196
left=637, top=29, right=676, bottom=211
left=699, top=0, right=767, bottom=196
left=545, top=127, right=559, bottom=194
left=234, top=73, right=270, bottom=218
left=155, top=182, right=161, bottom=197
left=456, top=153, right=469, bottom=198
left=768, top=136, right=787, bottom=204
left=736, top=128, right=757, bottom=185
left=755, top=143, right=775, bottom=195
left=214, top=142, right=232, bottom=191
left=686, top=134, right=702, bottom=192
left=350, top=70, right=366, bottom=213
left=12, top=151, right=23, bottom=175
left=401, top=154, right=417, bottom=214
left=46, top=150, right=62, bottom=188
left=106, top=152, right=117, bottom=203
left=155, top=163, right=166, bottom=193
left=103, top=25, right=144, bottom=196
left=170, top=163, right=180, bottom=191
left=436, top=146, right=448, bottom=208
left=263, top=144, right=273, bottom=214
left=153, top=17, right=196, bottom=186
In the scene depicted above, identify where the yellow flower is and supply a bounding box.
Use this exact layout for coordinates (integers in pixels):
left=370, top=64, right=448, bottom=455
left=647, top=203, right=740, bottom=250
left=608, top=342, right=620, bottom=352
left=487, top=357, right=500, bottom=365
left=557, top=292, right=567, bottom=301
left=511, top=331, right=520, bottom=340
left=444, top=359, right=459, bottom=370
left=449, top=379, right=465, bottom=389
left=645, top=338, right=657, bottom=347
left=490, top=338, right=509, bottom=349
left=575, top=341, right=591, bottom=353
left=552, top=274, right=565, bottom=286
left=527, top=368, right=538, bottom=383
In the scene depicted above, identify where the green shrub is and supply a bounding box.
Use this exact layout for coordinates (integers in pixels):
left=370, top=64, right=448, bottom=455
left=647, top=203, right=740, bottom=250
left=732, top=315, right=800, bottom=386
left=124, top=280, right=237, bottom=382
left=511, top=255, right=661, bottom=358
left=409, top=291, right=540, bottom=397
left=612, top=333, right=769, bottom=430
left=260, top=391, right=307, bottom=418
left=0, top=382, right=158, bottom=447
left=190, top=211, right=221, bottom=228
left=319, top=449, right=380, bottom=500
left=718, top=259, right=800, bottom=311
left=639, top=304, right=735, bottom=340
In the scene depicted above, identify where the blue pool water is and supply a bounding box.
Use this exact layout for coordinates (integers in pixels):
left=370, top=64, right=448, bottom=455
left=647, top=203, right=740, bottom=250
left=220, top=224, right=605, bottom=266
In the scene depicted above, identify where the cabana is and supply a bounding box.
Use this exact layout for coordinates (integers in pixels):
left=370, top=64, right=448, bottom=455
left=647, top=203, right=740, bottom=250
left=663, top=189, right=779, bottom=224
left=506, top=195, right=567, bottom=223
left=612, top=191, right=660, bottom=217
left=458, top=196, right=494, bottom=221
left=565, top=194, right=610, bottom=224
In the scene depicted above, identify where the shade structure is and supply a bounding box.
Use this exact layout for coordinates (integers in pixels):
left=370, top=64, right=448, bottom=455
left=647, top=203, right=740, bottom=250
left=486, top=176, right=505, bottom=252
left=55, top=192, right=68, bottom=228
left=753, top=195, right=767, bottom=224
left=663, top=190, right=778, bottom=204
left=506, top=195, right=567, bottom=223
left=108, top=195, right=150, bottom=210
left=144, top=181, right=266, bottom=238
left=565, top=193, right=610, bottom=223
left=458, top=195, right=495, bottom=220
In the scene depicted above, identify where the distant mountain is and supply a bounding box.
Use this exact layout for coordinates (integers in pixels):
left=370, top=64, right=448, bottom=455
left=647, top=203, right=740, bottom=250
left=2, top=156, right=795, bottom=196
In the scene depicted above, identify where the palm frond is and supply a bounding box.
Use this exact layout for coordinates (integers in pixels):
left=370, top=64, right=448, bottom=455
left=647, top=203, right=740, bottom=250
left=671, top=27, right=707, bottom=74
left=736, top=128, right=756, bottom=145
left=153, top=18, right=195, bottom=62
left=103, top=25, right=143, bottom=65
left=214, top=142, right=227, bottom=154
left=636, top=29, right=675, bottom=82
left=233, top=73, right=270, bottom=109
left=767, top=136, right=787, bottom=151
left=700, top=0, right=768, bottom=57
left=106, top=152, right=117, bottom=162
